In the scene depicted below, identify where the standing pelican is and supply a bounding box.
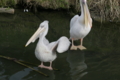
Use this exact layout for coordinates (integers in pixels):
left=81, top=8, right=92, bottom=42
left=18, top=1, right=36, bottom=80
left=25, top=20, right=70, bottom=70
left=70, top=0, right=92, bottom=50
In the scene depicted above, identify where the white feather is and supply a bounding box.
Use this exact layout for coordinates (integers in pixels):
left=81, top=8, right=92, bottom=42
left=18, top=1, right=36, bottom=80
left=25, top=20, right=70, bottom=64
left=57, top=36, right=71, bottom=53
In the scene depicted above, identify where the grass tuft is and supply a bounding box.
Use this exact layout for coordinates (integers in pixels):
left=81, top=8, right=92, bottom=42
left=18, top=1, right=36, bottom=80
left=87, top=0, right=120, bottom=22
left=74, top=0, right=120, bottom=22
left=0, top=0, right=120, bottom=22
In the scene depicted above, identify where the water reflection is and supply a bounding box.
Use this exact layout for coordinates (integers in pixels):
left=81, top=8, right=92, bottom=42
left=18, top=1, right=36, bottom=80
left=67, top=50, right=87, bottom=80
left=0, top=9, right=120, bottom=80
left=9, top=68, right=33, bottom=80
left=0, top=61, right=9, bottom=80
left=9, top=67, right=56, bottom=80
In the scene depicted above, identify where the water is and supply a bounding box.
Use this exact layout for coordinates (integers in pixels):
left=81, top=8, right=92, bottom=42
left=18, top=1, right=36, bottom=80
left=0, top=9, right=120, bottom=80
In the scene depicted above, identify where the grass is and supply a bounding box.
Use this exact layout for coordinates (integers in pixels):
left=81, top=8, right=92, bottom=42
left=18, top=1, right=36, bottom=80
left=0, top=0, right=120, bottom=22
left=71, top=0, right=120, bottom=22
left=87, top=0, right=120, bottom=22
left=0, top=0, right=18, bottom=7
left=35, top=0, right=69, bottom=9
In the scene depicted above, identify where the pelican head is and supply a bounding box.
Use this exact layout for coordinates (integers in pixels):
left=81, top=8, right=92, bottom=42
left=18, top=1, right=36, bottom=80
left=40, top=20, right=49, bottom=27
left=81, top=0, right=86, bottom=4
left=25, top=20, right=49, bottom=47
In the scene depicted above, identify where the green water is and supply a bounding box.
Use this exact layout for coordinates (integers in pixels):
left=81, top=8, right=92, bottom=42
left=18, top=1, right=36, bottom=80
left=0, top=9, right=120, bottom=80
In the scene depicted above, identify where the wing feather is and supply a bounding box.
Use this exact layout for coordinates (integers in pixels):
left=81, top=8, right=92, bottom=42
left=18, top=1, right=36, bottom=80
left=48, top=36, right=70, bottom=53
left=57, top=36, right=71, bottom=53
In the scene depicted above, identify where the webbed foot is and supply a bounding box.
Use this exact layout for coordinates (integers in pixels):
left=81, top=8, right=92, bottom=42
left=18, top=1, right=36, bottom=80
left=70, top=45, right=77, bottom=50
left=38, top=65, right=53, bottom=70
left=77, top=45, right=86, bottom=50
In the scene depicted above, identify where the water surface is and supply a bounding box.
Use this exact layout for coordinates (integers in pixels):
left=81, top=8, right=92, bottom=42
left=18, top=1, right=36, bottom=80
left=0, top=9, right=120, bottom=80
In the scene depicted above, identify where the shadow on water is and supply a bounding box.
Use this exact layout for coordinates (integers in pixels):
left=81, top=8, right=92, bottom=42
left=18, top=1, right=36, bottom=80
left=0, top=9, right=120, bottom=80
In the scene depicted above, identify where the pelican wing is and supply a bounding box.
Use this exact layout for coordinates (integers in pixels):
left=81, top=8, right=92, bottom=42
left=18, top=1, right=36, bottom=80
left=48, top=36, right=70, bottom=53
left=56, top=36, right=70, bottom=53
left=48, top=41, right=58, bottom=50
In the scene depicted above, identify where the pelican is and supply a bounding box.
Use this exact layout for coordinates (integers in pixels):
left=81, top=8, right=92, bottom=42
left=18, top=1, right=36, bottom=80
left=25, top=20, right=70, bottom=70
left=70, top=0, right=92, bottom=50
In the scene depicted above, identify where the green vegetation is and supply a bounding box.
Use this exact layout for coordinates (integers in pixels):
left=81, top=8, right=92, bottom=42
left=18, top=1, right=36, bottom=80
left=87, top=0, right=120, bottom=22
left=34, top=0, right=69, bottom=9
left=74, top=0, right=120, bottom=22
left=0, top=0, right=120, bottom=22
left=0, top=0, right=18, bottom=7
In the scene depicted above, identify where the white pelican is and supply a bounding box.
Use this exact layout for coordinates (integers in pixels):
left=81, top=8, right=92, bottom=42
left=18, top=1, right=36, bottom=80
left=70, top=0, right=92, bottom=50
left=25, top=20, right=70, bottom=70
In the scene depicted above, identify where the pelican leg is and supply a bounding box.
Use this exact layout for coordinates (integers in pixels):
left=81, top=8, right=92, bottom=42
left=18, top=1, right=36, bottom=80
left=38, top=62, right=44, bottom=68
left=38, top=62, right=53, bottom=70
left=77, top=39, right=86, bottom=50
left=70, top=38, right=77, bottom=50
left=48, top=61, right=53, bottom=70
